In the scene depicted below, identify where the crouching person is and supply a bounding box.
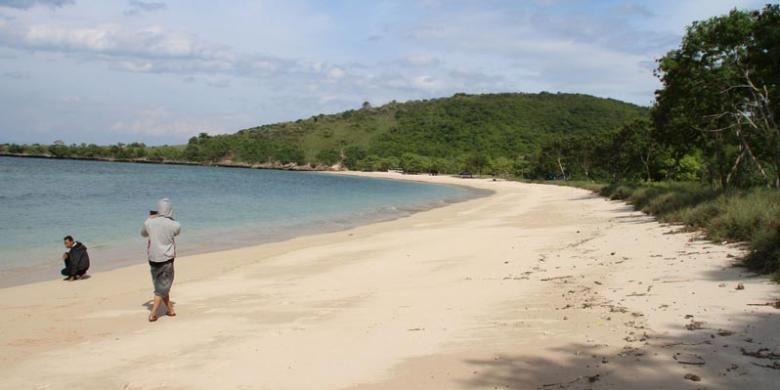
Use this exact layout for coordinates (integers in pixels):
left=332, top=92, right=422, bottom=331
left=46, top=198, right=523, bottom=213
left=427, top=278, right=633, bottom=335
left=61, top=235, right=90, bottom=281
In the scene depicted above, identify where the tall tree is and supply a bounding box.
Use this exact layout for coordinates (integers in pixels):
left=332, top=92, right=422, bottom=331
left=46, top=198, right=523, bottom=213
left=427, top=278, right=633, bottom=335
left=654, top=5, right=780, bottom=188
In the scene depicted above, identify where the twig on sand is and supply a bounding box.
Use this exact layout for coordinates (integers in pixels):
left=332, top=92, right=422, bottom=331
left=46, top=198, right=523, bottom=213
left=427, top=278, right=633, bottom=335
left=752, top=362, right=780, bottom=370
left=741, top=348, right=780, bottom=360
left=673, top=352, right=706, bottom=366
left=541, top=275, right=573, bottom=282
left=660, top=340, right=712, bottom=348
left=539, top=374, right=601, bottom=389
left=685, top=320, right=705, bottom=331
left=746, top=301, right=780, bottom=309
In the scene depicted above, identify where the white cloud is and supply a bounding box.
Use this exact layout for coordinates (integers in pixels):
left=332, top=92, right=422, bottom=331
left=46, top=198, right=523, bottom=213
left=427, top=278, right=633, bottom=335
left=411, top=75, right=438, bottom=91
left=111, top=107, right=214, bottom=137
left=32, top=24, right=223, bottom=59
left=405, top=53, right=439, bottom=66
left=327, top=66, right=345, bottom=80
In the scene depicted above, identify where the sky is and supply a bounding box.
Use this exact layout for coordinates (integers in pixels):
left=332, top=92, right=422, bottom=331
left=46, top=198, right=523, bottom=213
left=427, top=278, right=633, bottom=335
left=0, top=0, right=771, bottom=145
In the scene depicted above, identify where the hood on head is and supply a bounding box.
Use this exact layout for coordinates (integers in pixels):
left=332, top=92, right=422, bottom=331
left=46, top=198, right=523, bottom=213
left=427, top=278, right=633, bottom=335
left=156, top=198, right=174, bottom=219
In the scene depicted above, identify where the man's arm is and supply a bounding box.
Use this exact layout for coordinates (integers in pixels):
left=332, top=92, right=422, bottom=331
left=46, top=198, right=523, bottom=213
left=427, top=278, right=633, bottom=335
left=173, top=221, right=181, bottom=236
left=141, top=221, right=149, bottom=238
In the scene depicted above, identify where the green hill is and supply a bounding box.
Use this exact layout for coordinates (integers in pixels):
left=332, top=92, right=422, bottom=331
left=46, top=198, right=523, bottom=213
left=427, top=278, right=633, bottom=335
left=182, top=92, right=648, bottom=171
left=1, top=92, right=648, bottom=175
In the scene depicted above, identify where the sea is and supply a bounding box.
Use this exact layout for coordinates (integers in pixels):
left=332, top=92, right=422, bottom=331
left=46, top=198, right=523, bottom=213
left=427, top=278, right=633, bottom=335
left=0, top=156, right=481, bottom=287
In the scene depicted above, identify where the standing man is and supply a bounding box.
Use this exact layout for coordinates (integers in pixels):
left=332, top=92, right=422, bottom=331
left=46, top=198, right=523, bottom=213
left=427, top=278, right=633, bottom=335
left=61, top=235, right=90, bottom=280
left=141, top=198, right=181, bottom=322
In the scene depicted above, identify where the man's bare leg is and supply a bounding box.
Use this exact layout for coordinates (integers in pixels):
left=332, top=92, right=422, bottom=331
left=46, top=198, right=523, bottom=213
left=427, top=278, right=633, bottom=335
left=149, top=295, right=163, bottom=321
left=162, top=295, right=176, bottom=316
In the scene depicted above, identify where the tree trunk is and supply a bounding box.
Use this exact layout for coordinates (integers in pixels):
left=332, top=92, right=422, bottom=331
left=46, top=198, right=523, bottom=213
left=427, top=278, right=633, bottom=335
left=556, top=157, right=566, bottom=180
left=726, top=149, right=745, bottom=187
left=640, top=151, right=652, bottom=182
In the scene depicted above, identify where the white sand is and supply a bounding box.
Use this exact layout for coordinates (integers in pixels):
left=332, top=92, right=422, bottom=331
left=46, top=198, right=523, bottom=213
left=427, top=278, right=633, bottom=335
left=1, top=173, right=778, bottom=389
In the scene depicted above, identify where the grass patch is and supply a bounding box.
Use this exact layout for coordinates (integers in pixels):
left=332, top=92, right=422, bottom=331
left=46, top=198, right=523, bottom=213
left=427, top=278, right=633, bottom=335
left=562, top=180, right=780, bottom=280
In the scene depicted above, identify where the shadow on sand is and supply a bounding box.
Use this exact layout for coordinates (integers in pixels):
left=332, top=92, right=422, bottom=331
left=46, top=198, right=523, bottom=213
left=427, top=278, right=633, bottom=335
left=141, top=300, right=177, bottom=316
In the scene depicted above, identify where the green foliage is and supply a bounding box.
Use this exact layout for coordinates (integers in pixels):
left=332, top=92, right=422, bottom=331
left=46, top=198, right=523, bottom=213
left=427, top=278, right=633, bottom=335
left=400, top=153, right=431, bottom=173
left=674, top=153, right=705, bottom=181
left=316, top=149, right=341, bottom=166
left=342, top=146, right=367, bottom=169
left=512, top=157, right=532, bottom=178
left=653, top=5, right=780, bottom=188
left=488, top=156, right=514, bottom=177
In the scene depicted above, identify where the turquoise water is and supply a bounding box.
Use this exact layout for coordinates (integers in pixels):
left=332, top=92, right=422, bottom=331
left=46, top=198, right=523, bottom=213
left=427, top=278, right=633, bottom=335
left=0, top=156, right=479, bottom=286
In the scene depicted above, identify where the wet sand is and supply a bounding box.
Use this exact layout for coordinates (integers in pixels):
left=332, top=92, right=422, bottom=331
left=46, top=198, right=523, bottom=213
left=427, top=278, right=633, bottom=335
left=1, top=172, right=778, bottom=389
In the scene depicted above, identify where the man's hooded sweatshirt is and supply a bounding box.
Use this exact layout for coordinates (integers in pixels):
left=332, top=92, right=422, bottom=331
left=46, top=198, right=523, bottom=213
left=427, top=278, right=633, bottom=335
left=141, top=198, right=182, bottom=263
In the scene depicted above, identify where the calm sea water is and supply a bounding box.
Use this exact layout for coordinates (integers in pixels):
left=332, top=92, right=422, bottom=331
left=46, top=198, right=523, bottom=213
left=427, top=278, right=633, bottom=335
left=0, top=156, right=479, bottom=286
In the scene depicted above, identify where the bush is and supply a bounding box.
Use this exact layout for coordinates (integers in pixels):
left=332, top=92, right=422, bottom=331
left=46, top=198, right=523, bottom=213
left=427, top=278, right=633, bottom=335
left=400, top=153, right=431, bottom=174
left=316, top=149, right=341, bottom=166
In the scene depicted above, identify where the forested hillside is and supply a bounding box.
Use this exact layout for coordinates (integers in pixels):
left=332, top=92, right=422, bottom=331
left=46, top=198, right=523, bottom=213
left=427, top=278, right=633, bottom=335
left=1, top=92, right=647, bottom=176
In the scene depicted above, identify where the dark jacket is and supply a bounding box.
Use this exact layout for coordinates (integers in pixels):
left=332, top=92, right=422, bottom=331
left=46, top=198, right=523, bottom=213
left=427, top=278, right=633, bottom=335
left=64, top=242, right=90, bottom=276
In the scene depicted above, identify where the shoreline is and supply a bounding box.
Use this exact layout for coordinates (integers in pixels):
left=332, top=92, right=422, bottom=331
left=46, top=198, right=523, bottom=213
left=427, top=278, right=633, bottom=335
left=1, top=173, right=778, bottom=389
left=0, top=169, right=491, bottom=288
left=0, top=152, right=331, bottom=171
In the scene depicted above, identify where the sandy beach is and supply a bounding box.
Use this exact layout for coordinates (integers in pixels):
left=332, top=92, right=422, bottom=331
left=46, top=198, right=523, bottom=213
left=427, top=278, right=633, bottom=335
left=1, top=172, right=778, bottom=390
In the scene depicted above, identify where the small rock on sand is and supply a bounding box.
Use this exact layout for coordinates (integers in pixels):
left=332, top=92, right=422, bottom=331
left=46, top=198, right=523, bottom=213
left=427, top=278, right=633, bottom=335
left=674, top=352, right=706, bottom=365
left=684, top=373, right=701, bottom=382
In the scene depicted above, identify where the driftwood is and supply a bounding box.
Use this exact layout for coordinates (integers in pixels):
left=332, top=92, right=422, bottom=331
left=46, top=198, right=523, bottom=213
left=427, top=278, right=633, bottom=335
left=540, top=275, right=573, bottom=282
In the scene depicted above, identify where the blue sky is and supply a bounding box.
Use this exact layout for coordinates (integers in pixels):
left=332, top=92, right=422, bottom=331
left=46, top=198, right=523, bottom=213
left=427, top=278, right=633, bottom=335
left=0, top=0, right=770, bottom=145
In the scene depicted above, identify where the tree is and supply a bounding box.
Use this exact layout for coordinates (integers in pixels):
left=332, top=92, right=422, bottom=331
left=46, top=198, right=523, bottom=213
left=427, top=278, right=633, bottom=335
left=654, top=5, right=780, bottom=188
left=429, top=157, right=453, bottom=174
left=8, top=144, right=24, bottom=154
left=356, top=155, right=381, bottom=171
left=48, top=144, right=68, bottom=158
left=379, top=156, right=400, bottom=170
left=316, top=149, right=341, bottom=166
left=400, top=153, right=430, bottom=173
left=489, top=156, right=514, bottom=177
left=342, top=146, right=367, bottom=169
left=464, top=152, right=488, bottom=174
left=533, top=136, right=573, bottom=179
left=605, top=120, right=663, bottom=181
left=512, top=156, right=531, bottom=178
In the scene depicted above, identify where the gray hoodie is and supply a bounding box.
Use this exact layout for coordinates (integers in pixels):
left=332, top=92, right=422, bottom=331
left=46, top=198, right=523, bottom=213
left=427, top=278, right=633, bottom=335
left=141, top=198, right=182, bottom=263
